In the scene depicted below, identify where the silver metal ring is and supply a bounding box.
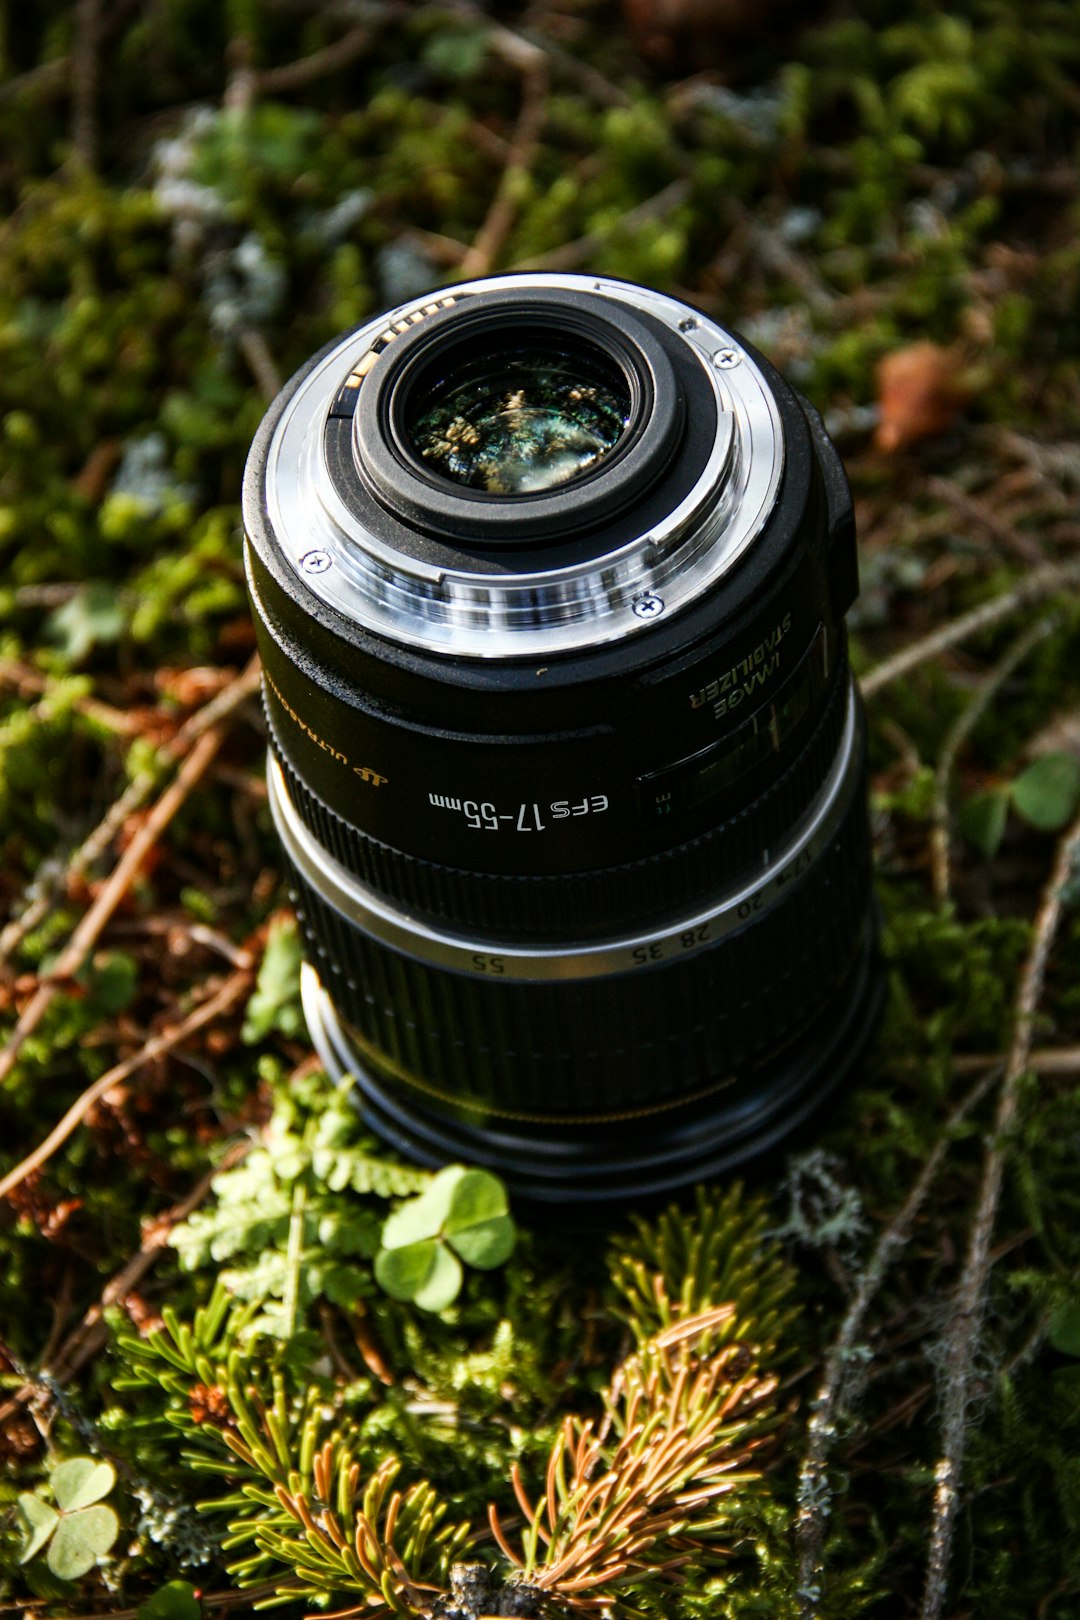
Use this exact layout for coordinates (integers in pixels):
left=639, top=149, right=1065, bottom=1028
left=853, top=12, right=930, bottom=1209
left=263, top=275, right=783, bottom=660
left=270, top=681, right=860, bottom=984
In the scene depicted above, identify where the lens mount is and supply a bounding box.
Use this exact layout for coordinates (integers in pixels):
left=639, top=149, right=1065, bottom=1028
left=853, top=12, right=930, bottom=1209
left=258, top=275, right=783, bottom=658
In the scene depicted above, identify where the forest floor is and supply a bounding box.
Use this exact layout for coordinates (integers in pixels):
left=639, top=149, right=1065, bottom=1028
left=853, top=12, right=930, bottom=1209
left=2, top=2, right=1080, bottom=1617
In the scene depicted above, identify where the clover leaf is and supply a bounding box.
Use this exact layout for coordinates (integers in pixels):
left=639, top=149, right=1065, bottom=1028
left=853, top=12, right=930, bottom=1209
left=958, top=787, right=1009, bottom=858
left=51, top=1458, right=116, bottom=1513
left=138, top=1580, right=202, bottom=1620
left=441, top=1169, right=516, bottom=1269
left=375, top=1166, right=515, bottom=1312
left=375, top=1239, right=463, bottom=1313
left=17, top=1457, right=119, bottom=1580
left=17, top=1495, right=58, bottom=1564
left=1011, top=752, right=1080, bottom=832
left=49, top=1506, right=120, bottom=1580
left=1050, top=1301, right=1080, bottom=1359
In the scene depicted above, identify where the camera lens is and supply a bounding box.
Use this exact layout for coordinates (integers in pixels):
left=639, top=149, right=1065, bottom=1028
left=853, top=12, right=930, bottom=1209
left=244, top=274, right=882, bottom=1206
left=403, top=337, right=631, bottom=494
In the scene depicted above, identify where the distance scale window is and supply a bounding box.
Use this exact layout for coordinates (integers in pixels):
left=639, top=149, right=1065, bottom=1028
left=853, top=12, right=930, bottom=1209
left=636, top=624, right=829, bottom=823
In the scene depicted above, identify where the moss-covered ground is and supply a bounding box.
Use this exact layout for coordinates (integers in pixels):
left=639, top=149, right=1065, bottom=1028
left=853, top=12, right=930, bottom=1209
left=2, top=2, right=1080, bottom=1615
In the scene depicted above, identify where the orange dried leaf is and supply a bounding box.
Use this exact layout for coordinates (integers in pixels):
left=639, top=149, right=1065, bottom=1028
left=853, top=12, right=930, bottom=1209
left=874, top=342, right=968, bottom=452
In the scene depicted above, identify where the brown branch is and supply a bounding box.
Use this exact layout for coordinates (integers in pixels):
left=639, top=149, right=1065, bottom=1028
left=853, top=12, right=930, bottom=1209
left=0, top=1134, right=251, bottom=1423
left=0, top=56, right=69, bottom=107
left=238, top=327, right=282, bottom=403
left=795, top=1067, right=999, bottom=1615
left=0, top=0, right=147, bottom=114
left=3, top=655, right=262, bottom=966
left=459, top=49, right=548, bottom=280
left=920, top=807, right=1080, bottom=1620
left=40, top=1579, right=290, bottom=1620
left=0, top=656, right=138, bottom=735
left=0, top=966, right=253, bottom=1205
left=941, top=1047, right=1080, bottom=1075
left=859, top=557, right=1080, bottom=699
left=443, top=0, right=632, bottom=109
left=253, top=22, right=383, bottom=97
left=171, top=653, right=262, bottom=747
left=2, top=774, right=152, bottom=967
left=509, top=179, right=692, bottom=274
left=0, top=655, right=261, bottom=1082
left=55, top=1134, right=252, bottom=1384
left=928, top=615, right=1056, bottom=903
left=925, top=475, right=1047, bottom=566
left=70, top=0, right=102, bottom=168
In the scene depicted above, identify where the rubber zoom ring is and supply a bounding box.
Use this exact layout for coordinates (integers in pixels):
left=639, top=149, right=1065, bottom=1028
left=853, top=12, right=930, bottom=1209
left=265, top=654, right=849, bottom=946
left=281, top=717, right=874, bottom=1119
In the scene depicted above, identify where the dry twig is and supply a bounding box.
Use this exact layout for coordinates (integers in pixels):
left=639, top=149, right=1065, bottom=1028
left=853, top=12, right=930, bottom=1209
left=0, top=1134, right=251, bottom=1423
left=919, top=807, right=1080, bottom=1620
left=928, top=614, right=1056, bottom=902
left=37, top=1583, right=287, bottom=1620
left=0, top=656, right=261, bottom=1084
left=511, top=179, right=691, bottom=274
left=238, top=327, right=283, bottom=402
left=70, top=0, right=102, bottom=168
left=795, top=1067, right=999, bottom=1615
left=859, top=557, right=1080, bottom=699
left=445, top=0, right=631, bottom=109
left=0, top=965, right=253, bottom=1205
left=49, top=1134, right=253, bottom=1385
left=459, top=38, right=548, bottom=280
left=0, top=656, right=137, bottom=737
left=253, top=17, right=397, bottom=96
left=925, top=475, right=1046, bottom=567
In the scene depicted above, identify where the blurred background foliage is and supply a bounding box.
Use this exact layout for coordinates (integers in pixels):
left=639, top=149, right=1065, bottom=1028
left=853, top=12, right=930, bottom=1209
left=1, top=1, right=1080, bottom=1616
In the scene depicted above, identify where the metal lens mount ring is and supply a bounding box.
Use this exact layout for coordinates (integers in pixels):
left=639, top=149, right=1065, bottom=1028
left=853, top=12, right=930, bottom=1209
left=263, top=274, right=784, bottom=659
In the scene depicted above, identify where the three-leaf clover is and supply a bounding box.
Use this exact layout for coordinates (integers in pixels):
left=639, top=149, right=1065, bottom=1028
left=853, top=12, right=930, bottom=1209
left=961, top=752, right=1080, bottom=858
left=18, top=1458, right=119, bottom=1580
left=374, top=1166, right=516, bottom=1312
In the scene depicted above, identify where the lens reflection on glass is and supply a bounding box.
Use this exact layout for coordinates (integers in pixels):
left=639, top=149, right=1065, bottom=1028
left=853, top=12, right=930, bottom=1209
left=406, top=346, right=630, bottom=495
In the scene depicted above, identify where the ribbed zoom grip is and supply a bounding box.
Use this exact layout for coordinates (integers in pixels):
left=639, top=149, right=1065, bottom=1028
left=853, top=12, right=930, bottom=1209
left=267, top=655, right=849, bottom=945
left=280, top=706, right=873, bottom=1125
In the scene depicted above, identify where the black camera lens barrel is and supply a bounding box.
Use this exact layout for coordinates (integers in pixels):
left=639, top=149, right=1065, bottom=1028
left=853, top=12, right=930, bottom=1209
left=281, top=710, right=875, bottom=1200
left=244, top=274, right=881, bottom=1203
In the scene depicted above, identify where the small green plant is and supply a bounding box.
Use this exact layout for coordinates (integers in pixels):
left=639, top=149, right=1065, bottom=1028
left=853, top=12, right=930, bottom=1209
left=374, top=1165, right=516, bottom=1313
left=116, top=1185, right=794, bottom=1617
left=17, top=1459, right=120, bottom=1580
left=960, top=751, right=1080, bottom=857
left=241, top=915, right=305, bottom=1043
left=136, top=1582, right=202, bottom=1620
left=169, top=1071, right=516, bottom=1326
left=169, top=1068, right=433, bottom=1335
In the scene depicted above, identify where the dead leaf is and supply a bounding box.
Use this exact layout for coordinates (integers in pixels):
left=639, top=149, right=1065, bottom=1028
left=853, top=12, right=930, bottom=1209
left=155, top=665, right=231, bottom=709
left=874, top=342, right=969, bottom=452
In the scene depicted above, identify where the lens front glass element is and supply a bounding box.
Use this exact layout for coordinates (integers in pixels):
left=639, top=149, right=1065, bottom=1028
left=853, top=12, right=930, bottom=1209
left=404, top=338, right=631, bottom=495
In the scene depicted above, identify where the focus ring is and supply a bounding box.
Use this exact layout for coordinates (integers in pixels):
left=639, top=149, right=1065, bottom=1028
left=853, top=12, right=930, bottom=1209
left=266, top=653, right=849, bottom=944
left=281, top=732, right=873, bottom=1119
